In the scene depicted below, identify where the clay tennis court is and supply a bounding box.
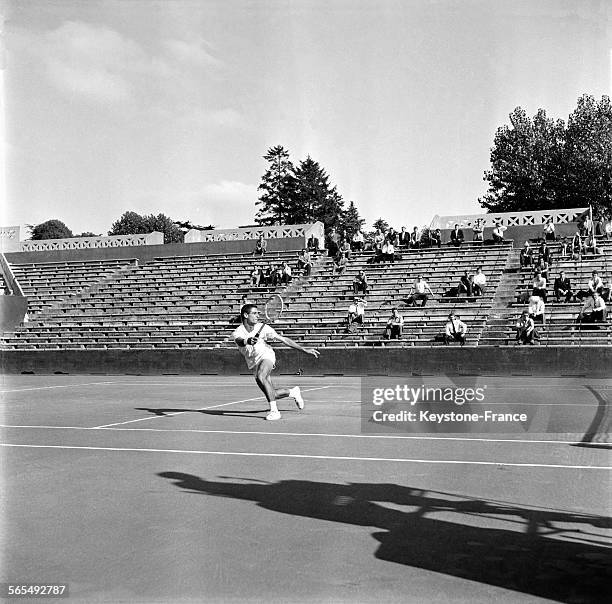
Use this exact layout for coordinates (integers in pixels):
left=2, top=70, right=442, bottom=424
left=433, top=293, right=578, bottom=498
left=1, top=374, right=610, bottom=603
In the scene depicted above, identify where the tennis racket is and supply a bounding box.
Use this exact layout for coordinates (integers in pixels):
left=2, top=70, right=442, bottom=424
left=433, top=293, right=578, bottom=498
left=252, top=293, right=284, bottom=340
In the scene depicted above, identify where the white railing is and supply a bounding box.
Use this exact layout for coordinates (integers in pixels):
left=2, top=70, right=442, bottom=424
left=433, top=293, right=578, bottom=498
left=185, top=222, right=325, bottom=248
left=18, top=232, right=164, bottom=252
left=431, top=208, right=589, bottom=230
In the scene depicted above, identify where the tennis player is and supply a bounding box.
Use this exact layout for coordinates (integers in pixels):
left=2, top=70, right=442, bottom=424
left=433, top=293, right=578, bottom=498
left=233, top=304, right=320, bottom=420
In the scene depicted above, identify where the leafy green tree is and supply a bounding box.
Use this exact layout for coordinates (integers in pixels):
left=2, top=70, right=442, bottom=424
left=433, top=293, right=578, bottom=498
left=109, top=211, right=149, bottom=236
left=480, top=95, right=612, bottom=218
left=29, top=219, right=73, bottom=240
left=75, top=232, right=100, bottom=238
left=480, top=107, right=565, bottom=212
left=255, top=145, right=297, bottom=225
left=109, top=211, right=184, bottom=243
left=292, top=156, right=338, bottom=228
left=563, top=95, right=612, bottom=218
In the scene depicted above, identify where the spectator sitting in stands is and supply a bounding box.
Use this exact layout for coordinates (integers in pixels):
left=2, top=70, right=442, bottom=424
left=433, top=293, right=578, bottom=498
left=444, top=311, right=467, bottom=346
left=373, top=229, right=385, bottom=253
left=297, top=249, right=312, bottom=276
left=571, top=230, right=583, bottom=259
left=580, top=214, right=593, bottom=236
left=605, top=215, right=612, bottom=240
left=457, top=270, right=473, bottom=297
left=543, top=219, right=556, bottom=241
left=535, top=256, right=550, bottom=282
left=333, top=250, right=347, bottom=276
left=559, top=237, right=570, bottom=257
left=351, top=230, right=365, bottom=251
left=528, top=294, right=546, bottom=328
left=472, top=266, right=487, bottom=296
left=577, top=270, right=604, bottom=300
left=554, top=271, right=573, bottom=302
left=384, top=308, right=404, bottom=340
left=307, top=234, right=319, bottom=253
left=270, top=264, right=283, bottom=286
left=585, top=234, right=600, bottom=255
left=353, top=270, right=368, bottom=295
left=410, top=226, right=420, bottom=249
left=399, top=226, right=410, bottom=246
left=381, top=240, right=396, bottom=263
left=262, top=265, right=274, bottom=286
left=472, top=218, right=484, bottom=242
left=515, top=311, right=536, bottom=345
left=249, top=266, right=261, bottom=287
left=280, top=261, right=292, bottom=285
left=492, top=222, right=507, bottom=243
left=430, top=228, right=442, bottom=248
left=387, top=228, right=399, bottom=246
left=253, top=235, right=267, bottom=255
left=407, top=275, right=433, bottom=307
left=340, top=239, right=352, bottom=259
left=538, top=240, right=552, bottom=265
left=450, top=224, right=464, bottom=247
left=519, top=241, right=533, bottom=268
left=346, top=297, right=367, bottom=332
left=576, top=292, right=607, bottom=328
left=531, top=270, right=547, bottom=303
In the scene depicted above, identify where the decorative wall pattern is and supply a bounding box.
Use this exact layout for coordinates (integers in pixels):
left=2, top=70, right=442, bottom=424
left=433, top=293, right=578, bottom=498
left=431, top=208, right=589, bottom=230
left=19, top=232, right=163, bottom=252
left=185, top=222, right=325, bottom=248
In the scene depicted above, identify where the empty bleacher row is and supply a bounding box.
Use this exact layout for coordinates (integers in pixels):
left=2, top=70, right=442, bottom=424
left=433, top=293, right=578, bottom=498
left=1, top=243, right=513, bottom=349
left=480, top=238, right=612, bottom=346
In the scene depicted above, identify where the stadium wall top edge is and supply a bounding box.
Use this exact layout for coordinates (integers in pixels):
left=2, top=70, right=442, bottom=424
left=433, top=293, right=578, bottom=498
left=430, top=207, right=589, bottom=230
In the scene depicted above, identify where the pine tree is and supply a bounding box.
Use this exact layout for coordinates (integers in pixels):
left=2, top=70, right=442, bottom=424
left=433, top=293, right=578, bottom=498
left=255, top=145, right=297, bottom=225
left=341, top=201, right=366, bottom=236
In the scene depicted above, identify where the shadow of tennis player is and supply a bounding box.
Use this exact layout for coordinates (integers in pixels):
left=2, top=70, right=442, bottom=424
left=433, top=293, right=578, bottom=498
left=158, top=472, right=610, bottom=603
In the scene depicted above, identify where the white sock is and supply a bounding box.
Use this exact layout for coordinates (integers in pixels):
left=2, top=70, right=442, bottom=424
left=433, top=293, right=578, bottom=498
left=289, top=387, right=299, bottom=399
left=269, top=400, right=278, bottom=412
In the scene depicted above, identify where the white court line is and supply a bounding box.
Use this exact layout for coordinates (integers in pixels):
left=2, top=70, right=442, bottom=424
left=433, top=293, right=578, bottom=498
left=91, top=386, right=333, bottom=429
left=0, top=424, right=599, bottom=446
left=0, top=443, right=609, bottom=470
left=0, top=381, right=118, bottom=393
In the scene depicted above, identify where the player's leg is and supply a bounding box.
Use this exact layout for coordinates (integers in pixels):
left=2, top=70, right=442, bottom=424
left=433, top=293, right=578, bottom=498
left=255, top=360, right=303, bottom=419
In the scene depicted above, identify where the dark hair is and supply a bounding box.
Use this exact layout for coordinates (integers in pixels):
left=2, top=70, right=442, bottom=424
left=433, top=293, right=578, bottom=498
left=240, top=304, right=257, bottom=319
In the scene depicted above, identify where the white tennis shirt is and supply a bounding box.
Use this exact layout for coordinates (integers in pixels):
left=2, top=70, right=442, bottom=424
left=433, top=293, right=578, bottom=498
left=232, top=323, right=279, bottom=369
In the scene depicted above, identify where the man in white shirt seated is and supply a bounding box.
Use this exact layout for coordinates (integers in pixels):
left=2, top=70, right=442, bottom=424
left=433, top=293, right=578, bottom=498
left=472, top=266, right=487, bottom=296
left=578, top=270, right=604, bottom=300
left=531, top=271, right=547, bottom=303
left=528, top=294, right=546, bottom=327
left=543, top=219, right=556, bottom=241
left=407, top=276, right=434, bottom=307
left=347, top=297, right=367, bottom=331
left=351, top=231, right=365, bottom=251
left=515, top=311, right=536, bottom=345
left=384, top=308, right=404, bottom=340
left=576, top=292, right=607, bottom=327
left=444, top=311, right=467, bottom=346
left=492, top=222, right=507, bottom=243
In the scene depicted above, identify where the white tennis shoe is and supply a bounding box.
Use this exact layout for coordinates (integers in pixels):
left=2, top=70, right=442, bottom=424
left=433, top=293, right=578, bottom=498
left=265, top=410, right=282, bottom=421
left=291, top=386, right=304, bottom=410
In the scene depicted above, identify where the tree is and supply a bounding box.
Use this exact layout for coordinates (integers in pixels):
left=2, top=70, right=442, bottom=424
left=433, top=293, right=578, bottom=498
left=340, top=201, right=366, bottom=236
left=480, top=95, right=612, bottom=218
left=480, top=107, right=565, bottom=212
left=75, top=232, right=100, bottom=238
left=292, top=156, right=338, bottom=228
left=29, top=219, right=73, bottom=240
left=255, top=145, right=297, bottom=225
left=108, top=211, right=184, bottom=244
left=563, top=95, right=612, bottom=218
left=372, top=218, right=389, bottom=232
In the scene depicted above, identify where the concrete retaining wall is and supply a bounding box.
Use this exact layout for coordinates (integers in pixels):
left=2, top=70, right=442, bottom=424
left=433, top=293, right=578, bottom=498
left=5, top=237, right=305, bottom=266
left=2, top=347, right=611, bottom=377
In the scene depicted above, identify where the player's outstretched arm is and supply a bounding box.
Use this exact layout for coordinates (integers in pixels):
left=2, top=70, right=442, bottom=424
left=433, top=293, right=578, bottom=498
left=276, top=334, right=320, bottom=358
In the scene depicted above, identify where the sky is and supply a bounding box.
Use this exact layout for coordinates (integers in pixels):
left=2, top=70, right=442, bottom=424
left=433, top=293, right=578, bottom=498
left=2, top=0, right=611, bottom=236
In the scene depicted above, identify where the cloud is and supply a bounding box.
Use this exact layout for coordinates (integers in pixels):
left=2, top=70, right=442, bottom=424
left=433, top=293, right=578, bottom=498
left=41, top=21, right=149, bottom=103
left=163, top=39, right=221, bottom=68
